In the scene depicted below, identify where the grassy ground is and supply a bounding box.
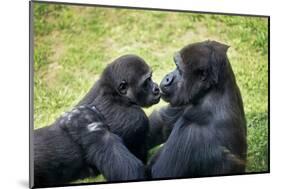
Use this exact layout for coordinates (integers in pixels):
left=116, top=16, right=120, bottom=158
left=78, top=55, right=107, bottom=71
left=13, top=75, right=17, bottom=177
left=33, top=2, right=269, bottom=183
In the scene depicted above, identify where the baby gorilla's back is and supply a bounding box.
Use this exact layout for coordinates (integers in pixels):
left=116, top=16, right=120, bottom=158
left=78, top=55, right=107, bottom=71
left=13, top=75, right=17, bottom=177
left=33, top=106, right=103, bottom=187
left=34, top=105, right=145, bottom=187
left=34, top=124, right=91, bottom=187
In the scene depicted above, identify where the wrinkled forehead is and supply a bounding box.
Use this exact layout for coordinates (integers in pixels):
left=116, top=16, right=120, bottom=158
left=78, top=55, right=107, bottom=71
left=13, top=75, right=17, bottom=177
left=130, top=66, right=151, bottom=85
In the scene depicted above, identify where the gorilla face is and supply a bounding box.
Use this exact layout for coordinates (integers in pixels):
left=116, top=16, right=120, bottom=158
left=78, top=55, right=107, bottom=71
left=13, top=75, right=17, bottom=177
left=133, top=70, right=161, bottom=107
left=102, top=55, right=161, bottom=108
left=160, top=41, right=229, bottom=106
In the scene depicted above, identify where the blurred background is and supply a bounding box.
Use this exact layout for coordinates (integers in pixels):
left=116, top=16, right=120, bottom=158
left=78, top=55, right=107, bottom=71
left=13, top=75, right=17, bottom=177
left=33, top=2, right=268, bottom=183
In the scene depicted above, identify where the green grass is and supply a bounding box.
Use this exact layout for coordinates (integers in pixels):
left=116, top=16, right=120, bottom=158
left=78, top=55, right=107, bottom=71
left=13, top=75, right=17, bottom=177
left=33, top=2, right=269, bottom=183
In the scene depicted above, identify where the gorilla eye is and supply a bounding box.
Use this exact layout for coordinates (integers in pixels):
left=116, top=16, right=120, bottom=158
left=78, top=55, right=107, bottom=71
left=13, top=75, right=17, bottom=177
left=196, top=69, right=207, bottom=81
left=144, top=77, right=151, bottom=87
left=118, top=80, right=128, bottom=94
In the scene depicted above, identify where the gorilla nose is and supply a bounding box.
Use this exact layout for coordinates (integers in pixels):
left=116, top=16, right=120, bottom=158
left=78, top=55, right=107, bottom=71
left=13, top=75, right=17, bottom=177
left=162, top=74, right=174, bottom=87
left=153, top=85, right=160, bottom=95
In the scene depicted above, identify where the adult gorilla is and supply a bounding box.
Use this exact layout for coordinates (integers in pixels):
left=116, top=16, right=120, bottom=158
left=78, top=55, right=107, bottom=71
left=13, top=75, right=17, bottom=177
left=148, top=40, right=247, bottom=178
left=34, top=55, right=161, bottom=187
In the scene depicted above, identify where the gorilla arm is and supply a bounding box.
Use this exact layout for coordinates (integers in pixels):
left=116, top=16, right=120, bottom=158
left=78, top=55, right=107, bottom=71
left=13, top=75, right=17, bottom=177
left=60, top=106, right=147, bottom=181
left=147, top=106, right=184, bottom=149
left=83, top=128, right=146, bottom=181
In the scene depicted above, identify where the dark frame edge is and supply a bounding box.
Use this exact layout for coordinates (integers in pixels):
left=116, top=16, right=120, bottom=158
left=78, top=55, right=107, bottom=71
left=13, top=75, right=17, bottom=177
left=29, top=1, right=35, bottom=189
left=267, top=16, right=270, bottom=173
left=33, top=171, right=270, bottom=188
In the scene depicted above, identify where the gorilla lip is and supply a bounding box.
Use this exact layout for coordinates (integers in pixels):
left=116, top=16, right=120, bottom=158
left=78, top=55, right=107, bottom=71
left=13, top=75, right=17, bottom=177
left=159, top=87, right=169, bottom=97
left=159, top=91, right=170, bottom=102
left=151, top=93, right=161, bottom=104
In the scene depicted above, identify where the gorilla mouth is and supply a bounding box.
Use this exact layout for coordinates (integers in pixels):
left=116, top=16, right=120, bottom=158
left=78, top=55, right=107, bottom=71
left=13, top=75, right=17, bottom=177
left=152, top=93, right=161, bottom=103
left=143, top=94, right=161, bottom=107
left=161, top=94, right=170, bottom=102
left=160, top=90, right=171, bottom=102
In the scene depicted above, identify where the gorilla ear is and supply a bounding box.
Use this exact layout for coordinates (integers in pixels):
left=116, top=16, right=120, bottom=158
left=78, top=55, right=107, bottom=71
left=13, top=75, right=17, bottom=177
left=118, top=80, right=128, bottom=95
left=209, top=41, right=230, bottom=84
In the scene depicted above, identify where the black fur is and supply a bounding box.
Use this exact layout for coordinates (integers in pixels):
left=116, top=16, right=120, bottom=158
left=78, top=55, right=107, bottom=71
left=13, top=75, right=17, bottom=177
left=78, top=55, right=160, bottom=163
left=148, top=41, right=247, bottom=178
left=34, top=55, right=160, bottom=186
left=34, top=106, right=145, bottom=187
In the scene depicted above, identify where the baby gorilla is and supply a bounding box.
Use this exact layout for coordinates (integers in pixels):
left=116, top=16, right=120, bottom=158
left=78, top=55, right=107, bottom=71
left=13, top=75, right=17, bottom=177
left=34, top=106, right=145, bottom=187
left=33, top=55, right=160, bottom=187
left=78, top=55, right=161, bottom=163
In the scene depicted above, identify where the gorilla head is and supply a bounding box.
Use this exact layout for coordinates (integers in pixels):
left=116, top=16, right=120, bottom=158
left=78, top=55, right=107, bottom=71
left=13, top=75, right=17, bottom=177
left=160, top=40, right=229, bottom=106
left=100, top=55, right=161, bottom=107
